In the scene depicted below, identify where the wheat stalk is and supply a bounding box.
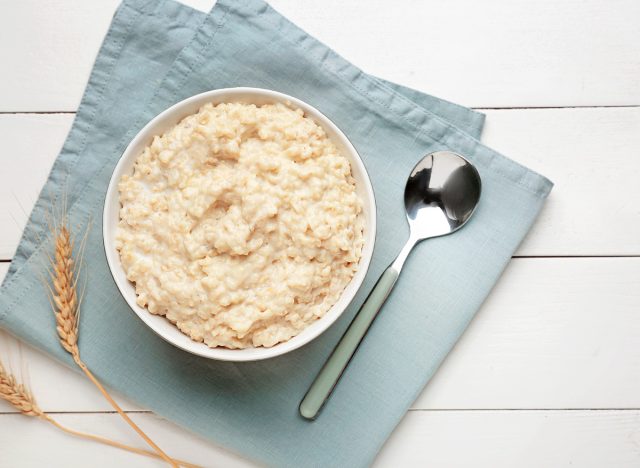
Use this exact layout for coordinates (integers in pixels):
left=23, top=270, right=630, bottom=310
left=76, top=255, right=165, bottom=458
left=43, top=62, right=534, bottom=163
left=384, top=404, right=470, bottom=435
left=0, top=360, right=200, bottom=468
left=44, top=217, right=178, bottom=467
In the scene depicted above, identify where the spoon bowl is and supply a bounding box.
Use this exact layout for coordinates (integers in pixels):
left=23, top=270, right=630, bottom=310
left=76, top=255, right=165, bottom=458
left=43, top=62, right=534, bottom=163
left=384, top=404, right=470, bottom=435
left=405, top=151, right=481, bottom=239
left=300, top=151, right=482, bottom=420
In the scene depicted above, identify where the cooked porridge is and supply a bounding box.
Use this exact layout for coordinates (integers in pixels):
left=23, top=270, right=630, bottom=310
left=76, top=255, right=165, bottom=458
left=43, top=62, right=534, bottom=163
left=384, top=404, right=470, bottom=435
left=116, top=102, right=364, bottom=348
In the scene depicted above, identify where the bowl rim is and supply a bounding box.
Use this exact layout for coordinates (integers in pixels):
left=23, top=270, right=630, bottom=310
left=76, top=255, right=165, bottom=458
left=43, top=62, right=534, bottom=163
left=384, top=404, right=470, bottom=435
left=103, top=87, right=377, bottom=361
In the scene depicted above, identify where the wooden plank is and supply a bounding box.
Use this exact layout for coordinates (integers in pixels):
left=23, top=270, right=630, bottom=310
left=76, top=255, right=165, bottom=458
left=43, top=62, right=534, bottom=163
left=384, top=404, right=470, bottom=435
left=1, top=258, right=638, bottom=413
left=1, top=108, right=639, bottom=259
left=0, top=412, right=253, bottom=468
left=270, top=0, right=640, bottom=108
left=1, top=0, right=639, bottom=111
left=375, top=410, right=640, bottom=467
left=0, top=114, right=72, bottom=260
left=483, top=107, right=640, bottom=256
left=0, top=410, right=638, bottom=467
left=0, top=0, right=213, bottom=112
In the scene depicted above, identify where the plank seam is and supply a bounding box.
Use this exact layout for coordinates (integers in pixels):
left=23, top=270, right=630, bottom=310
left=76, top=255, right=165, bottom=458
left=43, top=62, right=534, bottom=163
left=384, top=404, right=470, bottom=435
left=1, top=408, right=639, bottom=415
left=475, top=105, right=640, bottom=110
left=5, top=256, right=640, bottom=263
left=1, top=105, right=639, bottom=115
left=407, top=408, right=640, bottom=412
left=512, top=255, right=640, bottom=259
left=0, top=111, right=76, bottom=115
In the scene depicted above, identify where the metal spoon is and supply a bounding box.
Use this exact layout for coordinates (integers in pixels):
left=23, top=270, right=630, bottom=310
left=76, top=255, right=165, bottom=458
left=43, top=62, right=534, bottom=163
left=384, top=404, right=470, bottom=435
left=299, top=150, right=482, bottom=420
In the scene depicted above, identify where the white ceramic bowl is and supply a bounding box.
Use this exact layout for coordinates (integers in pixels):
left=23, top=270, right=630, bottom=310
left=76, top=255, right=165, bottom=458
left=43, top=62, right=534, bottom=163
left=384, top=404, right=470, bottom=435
left=103, top=88, right=376, bottom=361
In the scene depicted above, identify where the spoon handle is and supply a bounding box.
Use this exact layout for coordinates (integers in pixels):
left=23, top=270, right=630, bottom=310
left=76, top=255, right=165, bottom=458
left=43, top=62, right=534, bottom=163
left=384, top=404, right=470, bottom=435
left=299, top=265, right=400, bottom=420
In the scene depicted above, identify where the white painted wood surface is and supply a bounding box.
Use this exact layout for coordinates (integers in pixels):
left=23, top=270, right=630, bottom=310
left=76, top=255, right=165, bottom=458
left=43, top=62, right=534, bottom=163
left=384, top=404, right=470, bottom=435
left=1, top=411, right=639, bottom=468
left=1, top=0, right=639, bottom=466
left=1, top=0, right=639, bottom=111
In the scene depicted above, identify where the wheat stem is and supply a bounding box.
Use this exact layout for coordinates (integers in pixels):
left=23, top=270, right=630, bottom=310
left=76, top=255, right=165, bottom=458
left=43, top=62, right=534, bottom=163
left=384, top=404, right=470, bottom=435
left=41, top=415, right=201, bottom=468
left=72, top=353, right=179, bottom=467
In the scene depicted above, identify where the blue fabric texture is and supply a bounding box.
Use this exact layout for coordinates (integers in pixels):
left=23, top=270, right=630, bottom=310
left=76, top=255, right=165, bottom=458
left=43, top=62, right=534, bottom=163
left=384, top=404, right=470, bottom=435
left=0, top=0, right=552, bottom=466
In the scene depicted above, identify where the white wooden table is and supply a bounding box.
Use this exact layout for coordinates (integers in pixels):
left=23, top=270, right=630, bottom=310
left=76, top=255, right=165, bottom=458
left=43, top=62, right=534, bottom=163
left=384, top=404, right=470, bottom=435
left=1, top=1, right=639, bottom=466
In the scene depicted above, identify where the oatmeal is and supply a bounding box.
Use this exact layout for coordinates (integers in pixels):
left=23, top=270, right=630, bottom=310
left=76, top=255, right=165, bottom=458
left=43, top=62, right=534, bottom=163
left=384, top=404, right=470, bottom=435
left=116, top=102, right=363, bottom=348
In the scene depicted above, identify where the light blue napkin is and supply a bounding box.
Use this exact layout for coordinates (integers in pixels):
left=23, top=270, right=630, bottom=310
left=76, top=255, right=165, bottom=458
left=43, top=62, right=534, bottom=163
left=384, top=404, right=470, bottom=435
left=0, top=1, right=552, bottom=467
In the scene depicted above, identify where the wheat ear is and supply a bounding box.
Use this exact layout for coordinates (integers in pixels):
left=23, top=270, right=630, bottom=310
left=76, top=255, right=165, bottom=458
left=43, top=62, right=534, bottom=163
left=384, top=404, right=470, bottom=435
left=46, top=220, right=177, bottom=467
left=0, top=360, right=42, bottom=416
left=0, top=361, right=200, bottom=468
